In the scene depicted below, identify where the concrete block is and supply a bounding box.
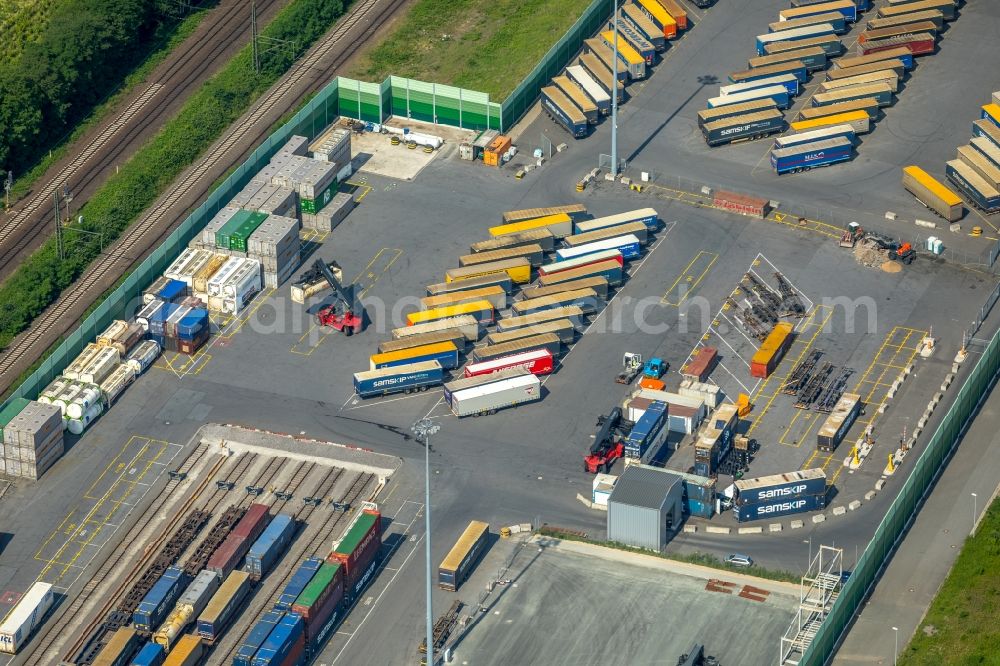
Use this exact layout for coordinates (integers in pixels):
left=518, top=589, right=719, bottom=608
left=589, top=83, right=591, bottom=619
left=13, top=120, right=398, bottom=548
left=913, top=428, right=921, bottom=439
left=812, top=514, right=826, bottom=524
left=917, top=416, right=928, bottom=429
left=915, top=218, right=937, bottom=229
left=604, top=172, right=616, bottom=182
left=875, top=479, right=886, bottom=491
left=950, top=222, right=961, bottom=233
left=878, top=403, right=888, bottom=414
left=790, top=520, right=804, bottom=529
left=907, top=363, right=915, bottom=374
left=885, top=211, right=897, bottom=220
left=909, top=434, right=919, bottom=448
left=848, top=500, right=862, bottom=511
left=620, top=176, right=632, bottom=186
left=684, top=524, right=697, bottom=533
left=933, top=392, right=944, bottom=404
left=832, top=506, right=847, bottom=516
left=706, top=525, right=731, bottom=535
left=738, top=526, right=764, bottom=535
left=952, top=362, right=960, bottom=373
left=556, top=143, right=568, bottom=153
left=769, top=523, right=782, bottom=532
left=865, top=491, right=876, bottom=501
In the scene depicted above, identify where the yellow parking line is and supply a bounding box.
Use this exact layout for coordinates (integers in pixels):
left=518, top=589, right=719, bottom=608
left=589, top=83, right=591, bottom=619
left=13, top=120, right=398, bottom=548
left=82, top=436, right=150, bottom=499
left=661, top=251, right=719, bottom=305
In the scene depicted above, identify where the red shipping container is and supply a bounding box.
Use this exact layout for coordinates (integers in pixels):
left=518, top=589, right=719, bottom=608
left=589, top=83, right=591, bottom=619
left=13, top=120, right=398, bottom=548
left=302, top=574, right=346, bottom=653
left=464, top=349, right=553, bottom=378
left=233, top=503, right=271, bottom=540
left=683, top=347, right=718, bottom=382
left=279, top=631, right=305, bottom=666
left=712, top=191, right=769, bottom=218
left=327, top=510, right=382, bottom=600
left=208, top=504, right=271, bottom=577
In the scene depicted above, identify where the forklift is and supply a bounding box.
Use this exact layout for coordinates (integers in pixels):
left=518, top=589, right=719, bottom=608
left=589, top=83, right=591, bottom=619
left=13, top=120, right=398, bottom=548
left=583, top=407, right=629, bottom=474
left=616, top=353, right=644, bottom=384
left=311, top=259, right=363, bottom=335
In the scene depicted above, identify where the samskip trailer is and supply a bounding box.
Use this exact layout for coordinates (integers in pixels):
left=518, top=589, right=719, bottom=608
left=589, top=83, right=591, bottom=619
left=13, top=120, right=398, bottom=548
left=771, top=137, right=853, bottom=174
left=353, top=360, right=444, bottom=398
left=748, top=46, right=828, bottom=72
left=540, top=86, right=588, bottom=138
left=946, top=160, right=1000, bottom=213
left=736, top=492, right=827, bottom=522
left=703, top=109, right=787, bottom=146
left=734, top=468, right=827, bottom=505
left=720, top=74, right=800, bottom=97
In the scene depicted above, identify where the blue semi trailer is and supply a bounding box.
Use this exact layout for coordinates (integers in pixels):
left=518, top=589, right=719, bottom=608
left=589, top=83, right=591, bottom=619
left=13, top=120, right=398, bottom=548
left=353, top=360, right=445, bottom=398
left=771, top=136, right=853, bottom=174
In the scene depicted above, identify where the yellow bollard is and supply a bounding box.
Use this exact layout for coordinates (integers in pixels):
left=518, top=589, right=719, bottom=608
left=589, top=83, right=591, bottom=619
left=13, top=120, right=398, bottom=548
left=853, top=446, right=860, bottom=467
left=887, top=453, right=894, bottom=473
left=576, top=181, right=585, bottom=192
left=971, top=226, right=983, bottom=237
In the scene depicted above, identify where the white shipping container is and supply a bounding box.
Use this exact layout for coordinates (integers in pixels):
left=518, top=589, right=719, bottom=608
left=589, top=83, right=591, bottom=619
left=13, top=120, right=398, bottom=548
left=63, top=344, right=102, bottom=381
left=79, top=347, right=121, bottom=386
left=222, top=259, right=262, bottom=298
left=3, top=401, right=63, bottom=449
left=247, top=215, right=299, bottom=257
left=125, top=340, right=161, bottom=375
left=0, top=582, right=54, bottom=654
left=165, top=248, right=213, bottom=285
left=679, top=380, right=724, bottom=409
left=450, top=374, right=541, bottom=417
left=200, top=207, right=241, bottom=246
left=229, top=180, right=265, bottom=208
left=259, top=187, right=297, bottom=217
left=298, top=161, right=338, bottom=199
left=206, top=257, right=244, bottom=297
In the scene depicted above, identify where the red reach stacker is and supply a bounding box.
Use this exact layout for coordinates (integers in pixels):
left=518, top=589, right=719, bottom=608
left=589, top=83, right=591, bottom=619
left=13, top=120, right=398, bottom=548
left=584, top=407, right=628, bottom=474
left=312, top=259, right=363, bottom=335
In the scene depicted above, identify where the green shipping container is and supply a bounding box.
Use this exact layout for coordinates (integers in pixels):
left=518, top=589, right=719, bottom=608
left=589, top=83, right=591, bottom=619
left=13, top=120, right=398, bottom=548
left=216, top=209, right=256, bottom=249
left=301, top=181, right=340, bottom=214
left=333, top=512, right=378, bottom=557
left=294, top=562, right=340, bottom=610
left=228, top=212, right=269, bottom=252
left=0, top=397, right=31, bottom=428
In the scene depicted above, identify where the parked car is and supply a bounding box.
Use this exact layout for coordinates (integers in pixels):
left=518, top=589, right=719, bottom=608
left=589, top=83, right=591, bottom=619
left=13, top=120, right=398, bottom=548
left=725, top=553, right=753, bottom=568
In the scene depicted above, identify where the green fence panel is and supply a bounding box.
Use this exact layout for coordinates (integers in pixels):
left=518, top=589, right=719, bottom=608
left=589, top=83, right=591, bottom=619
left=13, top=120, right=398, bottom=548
left=336, top=77, right=386, bottom=124
left=501, top=0, right=611, bottom=130
left=2, top=76, right=346, bottom=407
left=799, top=326, right=1000, bottom=665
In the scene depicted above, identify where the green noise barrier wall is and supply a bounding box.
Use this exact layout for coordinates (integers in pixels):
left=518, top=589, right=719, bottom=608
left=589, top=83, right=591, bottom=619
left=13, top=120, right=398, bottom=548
left=798, top=324, right=1000, bottom=665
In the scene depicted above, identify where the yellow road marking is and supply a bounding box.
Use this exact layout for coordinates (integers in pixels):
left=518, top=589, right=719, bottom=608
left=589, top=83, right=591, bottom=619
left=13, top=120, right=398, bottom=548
left=661, top=251, right=718, bottom=305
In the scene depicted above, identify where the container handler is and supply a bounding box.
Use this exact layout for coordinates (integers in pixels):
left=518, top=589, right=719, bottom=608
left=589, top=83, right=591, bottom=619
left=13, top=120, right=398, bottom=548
left=312, top=259, right=363, bottom=335
left=584, top=408, right=627, bottom=473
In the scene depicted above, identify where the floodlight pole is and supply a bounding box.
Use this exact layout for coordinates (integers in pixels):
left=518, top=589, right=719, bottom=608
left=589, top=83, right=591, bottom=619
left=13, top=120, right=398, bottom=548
left=412, top=418, right=440, bottom=665
left=610, top=0, right=620, bottom=178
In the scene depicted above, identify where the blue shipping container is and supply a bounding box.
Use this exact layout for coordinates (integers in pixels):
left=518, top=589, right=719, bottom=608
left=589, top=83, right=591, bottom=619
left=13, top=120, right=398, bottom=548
left=353, top=363, right=444, bottom=398
left=372, top=346, right=460, bottom=371
left=771, top=138, right=853, bottom=174
left=681, top=476, right=715, bottom=502
left=624, top=401, right=668, bottom=459
left=685, top=497, right=714, bottom=519
left=130, top=642, right=165, bottom=666
left=735, top=471, right=827, bottom=505
left=158, top=279, right=188, bottom=303
left=252, top=612, right=304, bottom=666
left=247, top=513, right=297, bottom=580
left=133, top=567, right=185, bottom=631
left=234, top=611, right=283, bottom=666
left=177, top=309, right=209, bottom=339
left=736, top=492, right=826, bottom=522
left=276, top=558, right=323, bottom=612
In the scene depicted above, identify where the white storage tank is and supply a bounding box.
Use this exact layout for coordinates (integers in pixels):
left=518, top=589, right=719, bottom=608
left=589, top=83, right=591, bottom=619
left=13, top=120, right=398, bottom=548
left=38, top=377, right=70, bottom=404
left=67, top=402, right=104, bottom=435
left=66, top=385, right=102, bottom=420
left=52, top=382, right=85, bottom=416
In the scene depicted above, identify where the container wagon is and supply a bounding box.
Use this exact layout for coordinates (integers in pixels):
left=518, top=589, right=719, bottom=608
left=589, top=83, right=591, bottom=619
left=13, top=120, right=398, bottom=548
left=369, top=341, right=460, bottom=372
left=207, top=503, right=270, bottom=579
left=764, top=34, right=842, bottom=56
left=377, top=330, right=467, bottom=356
left=464, top=348, right=555, bottom=378
left=421, top=286, right=507, bottom=312
left=771, top=12, right=846, bottom=34
left=748, top=46, right=827, bottom=72
left=392, top=315, right=481, bottom=342
left=819, top=69, right=899, bottom=94
left=328, top=508, right=382, bottom=602
left=471, top=333, right=562, bottom=363
left=599, top=31, right=647, bottom=80
left=0, top=582, right=53, bottom=654
left=797, top=97, right=880, bottom=121
left=130, top=642, right=165, bottom=666
left=622, top=3, right=666, bottom=51
left=406, top=300, right=495, bottom=327
left=817, top=393, right=861, bottom=451
left=536, top=259, right=624, bottom=288
left=486, top=318, right=576, bottom=345
left=972, top=136, right=1000, bottom=171
left=450, top=373, right=542, bottom=417
left=233, top=611, right=282, bottom=666
left=134, top=567, right=186, bottom=633
left=859, top=32, right=936, bottom=56
left=540, top=250, right=624, bottom=279
left=443, top=367, right=533, bottom=406
left=751, top=323, right=794, bottom=378
left=275, top=557, right=323, bottom=612
left=153, top=569, right=220, bottom=650
left=957, top=145, right=1000, bottom=192
left=867, top=9, right=944, bottom=30
left=438, top=521, right=490, bottom=591
left=707, top=86, right=791, bottom=111
left=246, top=512, right=297, bottom=580
left=583, top=38, right=630, bottom=83
left=92, top=627, right=141, bottom=666
left=721, top=74, right=800, bottom=97
left=578, top=53, right=627, bottom=99
left=488, top=213, right=574, bottom=239
left=859, top=21, right=938, bottom=44
left=353, top=360, right=444, bottom=399
left=636, top=0, right=678, bottom=39
left=572, top=208, right=659, bottom=233
left=565, top=66, right=612, bottom=115
left=776, top=124, right=858, bottom=150
left=788, top=111, right=870, bottom=135
left=552, top=75, right=600, bottom=124
left=811, top=83, right=894, bottom=107
left=501, top=204, right=587, bottom=225
left=470, top=229, right=555, bottom=254
left=609, top=17, right=656, bottom=65
left=458, top=244, right=544, bottom=269
left=563, top=221, right=649, bottom=246
left=755, top=24, right=837, bottom=56
left=697, top=99, right=778, bottom=129
left=902, top=165, right=964, bottom=221
left=292, top=561, right=344, bottom=655
left=946, top=160, right=1000, bottom=214
left=779, top=0, right=857, bottom=21
left=973, top=119, right=1000, bottom=149
left=728, top=61, right=808, bottom=85
left=540, top=86, right=589, bottom=138
left=772, top=137, right=854, bottom=174
left=162, top=635, right=202, bottom=666
left=877, top=0, right=956, bottom=21
left=703, top=109, right=787, bottom=146
left=512, top=289, right=600, bottom=317
left=427, top=273, right=513, bottom=297
left=556, top=234, right=643, bottom=262
left=495, top=306, right=586, bottom=332
left=826, top=58, right=906, bottom=80
left=196, top=570, right=252, bottom=643
left=253, top=612, right=305, bottom=666
left=834, top=47, right=914, bottom=70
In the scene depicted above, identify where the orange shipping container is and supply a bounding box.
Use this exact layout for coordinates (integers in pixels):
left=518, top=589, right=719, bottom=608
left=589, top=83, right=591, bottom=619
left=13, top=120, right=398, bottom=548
left=639, top=376, right=666, bottom=391
left=484, top=135, right=512, bottom=167
left=750, top=322, right=794, bottom=378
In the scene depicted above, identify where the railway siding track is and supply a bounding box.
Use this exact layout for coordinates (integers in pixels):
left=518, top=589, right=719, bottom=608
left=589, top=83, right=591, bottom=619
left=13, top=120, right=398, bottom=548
left=0, top=0, right=407, bottom=395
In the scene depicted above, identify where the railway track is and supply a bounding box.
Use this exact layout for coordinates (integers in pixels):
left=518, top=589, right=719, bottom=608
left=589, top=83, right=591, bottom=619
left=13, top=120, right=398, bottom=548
left=0, top=0, right=409, bottom=395
left=0, top=0, right=286, bottom=280
left=211, top=471, right=375, bottom=663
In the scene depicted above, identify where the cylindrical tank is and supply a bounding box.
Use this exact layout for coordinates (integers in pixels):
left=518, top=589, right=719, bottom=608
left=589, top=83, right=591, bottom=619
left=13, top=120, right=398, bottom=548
left=67, top=402, right=103, bottom=435
left=153, top=606, right=194, bottom=649
left=53, top=382, right=85, bottom=416
left=66, top=385, right=102, bottom=419
left=126, top=340, right=161, bottom=375
left=38, top=377, right=69, bottom=404
left=99, top=364, right=135, bottom=404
